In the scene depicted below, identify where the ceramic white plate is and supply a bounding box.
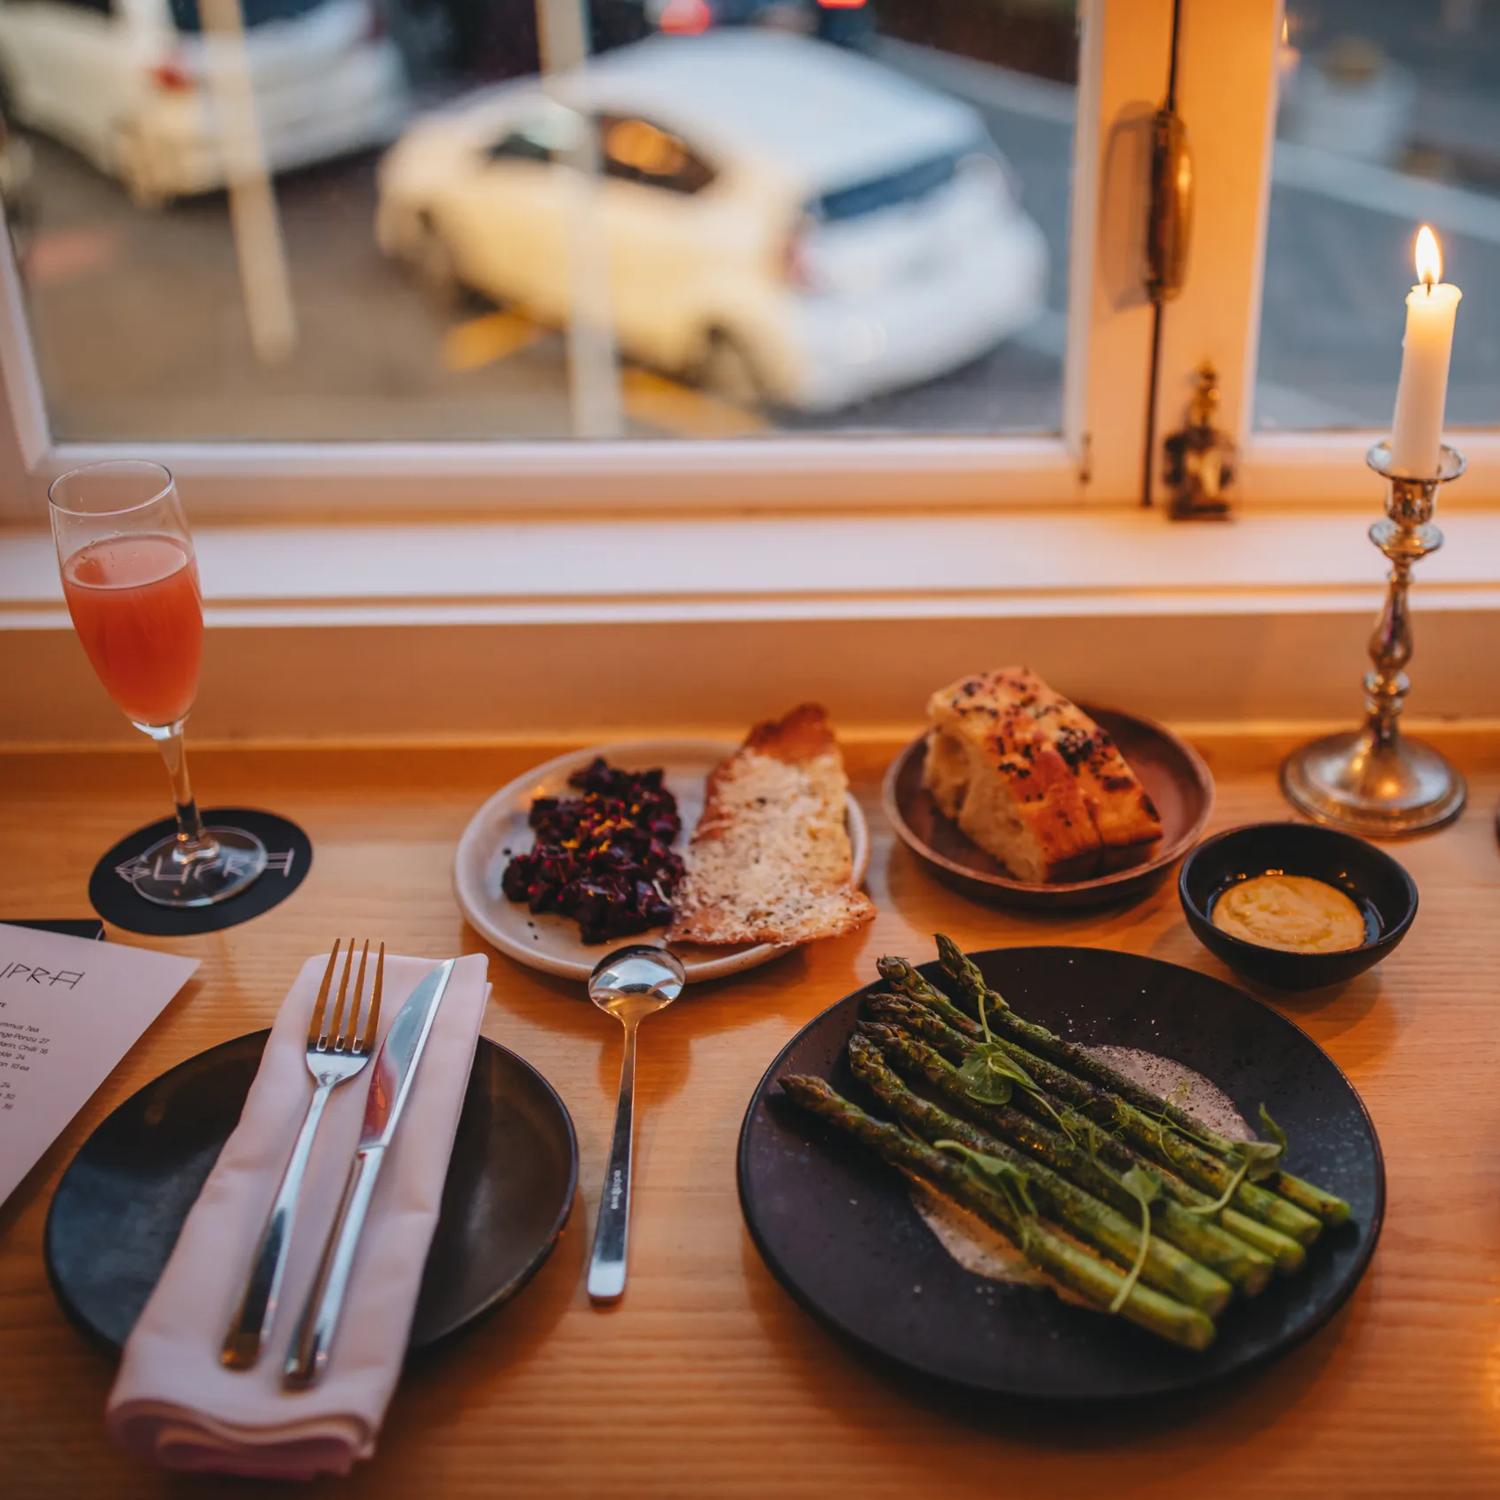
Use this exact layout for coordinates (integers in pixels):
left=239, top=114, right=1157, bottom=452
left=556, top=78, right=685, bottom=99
left=454, top=739, right=871, bottom=984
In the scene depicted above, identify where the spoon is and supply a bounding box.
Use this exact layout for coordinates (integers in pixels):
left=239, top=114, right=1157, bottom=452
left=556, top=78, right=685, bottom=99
left=586, top=943, right=687, bottom=1303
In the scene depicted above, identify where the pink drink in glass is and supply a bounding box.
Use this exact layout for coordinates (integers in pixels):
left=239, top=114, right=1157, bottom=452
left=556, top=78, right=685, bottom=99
left=61, top=533, right=203, bottom=728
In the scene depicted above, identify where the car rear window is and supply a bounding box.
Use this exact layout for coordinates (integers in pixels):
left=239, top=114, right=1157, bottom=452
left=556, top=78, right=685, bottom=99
left=812, top=150, right=962, bottom=224
left=169, top=0, right=327, bottom=32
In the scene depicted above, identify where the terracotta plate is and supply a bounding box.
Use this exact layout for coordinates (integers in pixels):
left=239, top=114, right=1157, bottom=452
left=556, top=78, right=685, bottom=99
left=882, top=705, right=1213, bottom=910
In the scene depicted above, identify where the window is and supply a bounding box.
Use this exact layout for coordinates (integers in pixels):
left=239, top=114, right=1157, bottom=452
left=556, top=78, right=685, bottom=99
left=9, top=0, right=1492, bottom=518
left=1148, top=0, right=1500, bottom=507
left=1256, top=2, right=1500, bottom=436
left=0, top=0, right=1112, bottom=487
left=168, top=0, right=324, bottom=32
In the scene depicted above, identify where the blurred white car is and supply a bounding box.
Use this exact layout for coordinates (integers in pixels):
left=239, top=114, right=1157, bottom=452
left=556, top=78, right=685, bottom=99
left=377, top=32, right=1048, bottom=411
left=0, top=0, right=408, bottom=204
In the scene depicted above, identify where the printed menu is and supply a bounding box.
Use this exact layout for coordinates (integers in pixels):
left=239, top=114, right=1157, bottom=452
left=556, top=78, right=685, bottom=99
left=0, top=922, right=199, bottom=1206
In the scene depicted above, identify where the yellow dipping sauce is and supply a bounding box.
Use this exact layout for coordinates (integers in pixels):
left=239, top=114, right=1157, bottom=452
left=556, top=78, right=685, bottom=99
left=1212, top=873, right=1367, bottom=954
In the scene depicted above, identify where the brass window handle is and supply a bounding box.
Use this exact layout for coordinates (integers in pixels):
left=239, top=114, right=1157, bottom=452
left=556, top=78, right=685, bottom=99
left=1146, top=107, right=1193, bottom=304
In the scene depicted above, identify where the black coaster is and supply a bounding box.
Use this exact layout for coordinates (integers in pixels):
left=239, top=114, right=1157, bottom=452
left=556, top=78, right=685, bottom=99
left=88, top=809, right=311, bottom=937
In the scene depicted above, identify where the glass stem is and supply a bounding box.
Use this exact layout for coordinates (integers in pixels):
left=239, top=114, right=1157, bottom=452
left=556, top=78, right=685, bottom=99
left=144, top=719, right=219, bottom=865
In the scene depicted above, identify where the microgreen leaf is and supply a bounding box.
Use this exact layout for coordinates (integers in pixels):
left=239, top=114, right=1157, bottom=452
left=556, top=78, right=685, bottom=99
left=1144, top=1105, right=1218, bottom=1157
left=1258, top=1104, right=1289, bottom=1157
left=936, top=1140, right=1038, bottom=1224
left=1183, top=1146, right=1266, bottom=1216
left=1057, top=1108, right=1107, bottom=1159
left=1122, top=1163, right=1163, bottom=1205
left=1185, top=1160, right=1245, bottom=1216
left=1110, top=1164, right=1162, bottom=1312
left=956, top=1049, right=1015, bottom=1105
left=1237, top=1139, right=1285, bottom=1183
left=957, top=1042, right=1070, bottom=1131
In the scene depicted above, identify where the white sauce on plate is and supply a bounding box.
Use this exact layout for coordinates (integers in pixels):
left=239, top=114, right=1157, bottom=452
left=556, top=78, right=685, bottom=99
left=908, top=1045, right=1250, bottom=1290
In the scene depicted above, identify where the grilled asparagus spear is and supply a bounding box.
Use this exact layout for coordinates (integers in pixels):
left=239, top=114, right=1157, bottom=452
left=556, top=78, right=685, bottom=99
left=876, top=956, right=979, bottom=1035
left=865, top=998, right=1304, bottom=1273
left=778, top=1073, right=1216, bottom=1351
left=858, top=1020, right=1276, bottom=1293
left=933, top=934, right=1350, bottom=1228
left=864, top=992, right=1322, bottom=1247
left=846, top=1032, right=1233, bottom=1315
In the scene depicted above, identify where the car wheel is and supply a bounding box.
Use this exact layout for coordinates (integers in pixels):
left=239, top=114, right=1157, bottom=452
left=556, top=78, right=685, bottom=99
left=698, top=329, right=766, bottom=408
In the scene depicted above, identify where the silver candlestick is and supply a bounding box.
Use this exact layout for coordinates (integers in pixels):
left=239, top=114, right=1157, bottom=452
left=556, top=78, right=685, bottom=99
left=1280, top=440, right=1467, bottom=837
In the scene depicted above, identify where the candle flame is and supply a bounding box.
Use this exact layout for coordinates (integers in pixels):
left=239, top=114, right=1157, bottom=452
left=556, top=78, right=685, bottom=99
left=1415, top=224, right=1442, bottom=289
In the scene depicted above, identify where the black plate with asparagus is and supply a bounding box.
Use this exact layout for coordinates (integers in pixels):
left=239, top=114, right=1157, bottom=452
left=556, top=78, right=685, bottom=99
left=738, top=943, right=1383, bottom=1399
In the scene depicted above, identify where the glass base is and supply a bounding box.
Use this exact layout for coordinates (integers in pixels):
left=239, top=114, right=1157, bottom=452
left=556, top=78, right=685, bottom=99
left=128, top=827, right=268, bottom=908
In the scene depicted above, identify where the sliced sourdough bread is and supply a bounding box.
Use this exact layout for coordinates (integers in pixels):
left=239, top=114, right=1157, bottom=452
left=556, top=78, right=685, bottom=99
left=923, top=667, right=1162, bottom=883
left=667, top=704, right=875, bottom=946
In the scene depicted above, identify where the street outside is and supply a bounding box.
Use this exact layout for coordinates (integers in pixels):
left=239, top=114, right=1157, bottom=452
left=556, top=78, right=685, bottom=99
left=13, top=8, right=1500, bottom=445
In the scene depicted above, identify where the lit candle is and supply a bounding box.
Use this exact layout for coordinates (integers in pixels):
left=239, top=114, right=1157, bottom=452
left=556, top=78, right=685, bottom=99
left=1389, top=225, right=1461, bottom=477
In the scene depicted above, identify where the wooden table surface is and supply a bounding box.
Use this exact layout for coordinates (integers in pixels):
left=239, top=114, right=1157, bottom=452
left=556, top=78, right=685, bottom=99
left=3, top=733, right=1499, bottom=1499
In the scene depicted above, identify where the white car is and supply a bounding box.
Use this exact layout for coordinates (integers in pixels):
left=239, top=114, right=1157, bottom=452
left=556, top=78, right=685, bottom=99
left=376, top=32, right=1048, bottom=412
left=0, top=0, right=408, bottom=204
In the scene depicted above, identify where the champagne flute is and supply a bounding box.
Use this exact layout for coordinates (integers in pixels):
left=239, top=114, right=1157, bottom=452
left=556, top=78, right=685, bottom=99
left=49, top=460, right=266, bottom=908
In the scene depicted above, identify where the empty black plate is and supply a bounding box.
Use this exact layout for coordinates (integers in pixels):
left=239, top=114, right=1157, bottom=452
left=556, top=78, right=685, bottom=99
left=45, top=1031, right=577, bottom=1356
left=738, top=946, right=1384, bottom=1401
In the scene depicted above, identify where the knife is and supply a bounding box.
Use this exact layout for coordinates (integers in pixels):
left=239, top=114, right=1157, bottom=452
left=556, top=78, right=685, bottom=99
left=282, top=957, right=457, bottom=1388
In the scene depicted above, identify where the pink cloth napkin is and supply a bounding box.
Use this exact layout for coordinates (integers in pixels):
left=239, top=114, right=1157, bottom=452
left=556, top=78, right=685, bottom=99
left=106, top=951, right=490, bottom=1480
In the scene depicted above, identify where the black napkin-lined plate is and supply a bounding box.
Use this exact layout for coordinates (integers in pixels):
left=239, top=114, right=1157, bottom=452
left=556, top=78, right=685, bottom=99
left=45, top=1031, right=577, bottom=1356
left=738, top=946, right=1384, bottom=1401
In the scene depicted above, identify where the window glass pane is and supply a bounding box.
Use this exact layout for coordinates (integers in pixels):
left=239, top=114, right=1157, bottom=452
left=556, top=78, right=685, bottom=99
left=5, top=0, right=1077, bottom=442
left=169, top=0, right=325, bottom=33
left=1256, top=1, right=1499, bottom=432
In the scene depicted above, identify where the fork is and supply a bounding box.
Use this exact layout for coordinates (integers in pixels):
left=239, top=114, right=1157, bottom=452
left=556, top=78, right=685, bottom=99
left=220, top=939, right=385, bottom=1371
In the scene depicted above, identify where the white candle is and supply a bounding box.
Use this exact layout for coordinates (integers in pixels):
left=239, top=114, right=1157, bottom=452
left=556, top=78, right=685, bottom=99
left=1390, top=225, right=1461, bottom=478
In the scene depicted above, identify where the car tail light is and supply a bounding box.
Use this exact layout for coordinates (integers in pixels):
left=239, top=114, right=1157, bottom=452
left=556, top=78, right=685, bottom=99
left=658, top=0, right=711, bottom=34
left=148, top=56, right=194, bottom=93
left=817, top=0, right=867, bottom=8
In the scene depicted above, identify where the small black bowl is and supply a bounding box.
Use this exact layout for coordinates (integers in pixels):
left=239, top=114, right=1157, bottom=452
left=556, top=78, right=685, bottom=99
left=1179, top=822, right=1418, bottom=991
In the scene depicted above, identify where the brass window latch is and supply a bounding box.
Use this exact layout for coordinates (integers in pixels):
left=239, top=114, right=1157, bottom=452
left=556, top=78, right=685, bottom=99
left=1146, top=106, right=1192, bottom=303
left=1163, top=363, right=1238, bottom=520
left=1140, top=91, right=1238, bottom=517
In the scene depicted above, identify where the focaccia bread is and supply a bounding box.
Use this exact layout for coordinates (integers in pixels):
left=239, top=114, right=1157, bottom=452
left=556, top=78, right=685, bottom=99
left=667, top=704, right=876, bottom=946
left=922, top=668, right=1162, bottom=883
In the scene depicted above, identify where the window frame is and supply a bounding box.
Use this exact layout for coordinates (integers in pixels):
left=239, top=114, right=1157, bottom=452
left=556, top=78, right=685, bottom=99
left=1154, top=0, right=1500, bottom=510
left=0, top=0, right=1178, bottom=523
